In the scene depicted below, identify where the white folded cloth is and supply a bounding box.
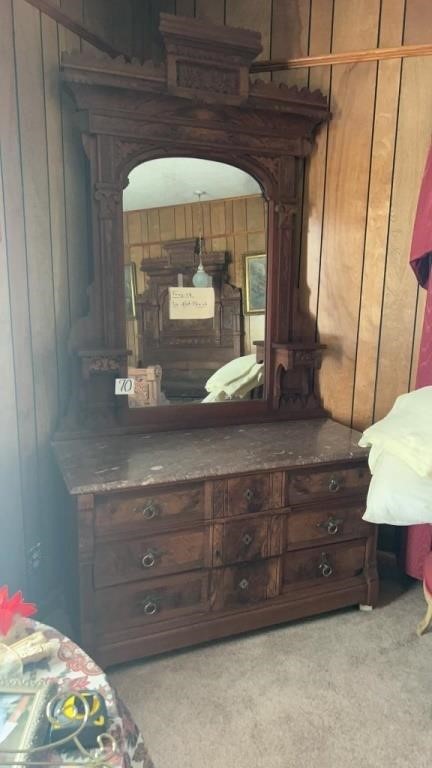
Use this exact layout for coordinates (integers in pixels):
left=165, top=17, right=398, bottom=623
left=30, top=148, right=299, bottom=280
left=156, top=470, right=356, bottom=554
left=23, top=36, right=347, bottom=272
left=202, top=354, right=264, bottom=402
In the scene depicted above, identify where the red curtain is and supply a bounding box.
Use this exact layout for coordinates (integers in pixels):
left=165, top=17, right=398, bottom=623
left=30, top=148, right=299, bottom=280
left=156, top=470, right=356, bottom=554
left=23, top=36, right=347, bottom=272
left=403, top=143, right=432, bottom=580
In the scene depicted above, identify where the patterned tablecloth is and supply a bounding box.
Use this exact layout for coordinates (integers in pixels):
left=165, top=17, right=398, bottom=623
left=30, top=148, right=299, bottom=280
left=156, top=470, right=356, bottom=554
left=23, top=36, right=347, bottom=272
left=8, top=621, right=155, bottom=768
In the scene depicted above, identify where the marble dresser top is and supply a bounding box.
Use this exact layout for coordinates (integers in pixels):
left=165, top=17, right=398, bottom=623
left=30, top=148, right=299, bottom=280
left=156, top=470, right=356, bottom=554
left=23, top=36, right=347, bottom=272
left=52, top=419, right=368, bottom=496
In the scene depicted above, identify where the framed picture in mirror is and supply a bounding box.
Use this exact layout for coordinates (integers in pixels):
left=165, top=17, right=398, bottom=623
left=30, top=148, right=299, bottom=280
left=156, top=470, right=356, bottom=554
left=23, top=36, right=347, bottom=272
left=243, top=253, right=266, bottom=314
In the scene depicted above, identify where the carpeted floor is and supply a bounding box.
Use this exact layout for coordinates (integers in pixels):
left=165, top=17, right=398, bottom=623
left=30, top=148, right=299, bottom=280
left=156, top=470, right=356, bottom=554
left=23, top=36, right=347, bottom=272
left=109, top=570, right=432, bottom=768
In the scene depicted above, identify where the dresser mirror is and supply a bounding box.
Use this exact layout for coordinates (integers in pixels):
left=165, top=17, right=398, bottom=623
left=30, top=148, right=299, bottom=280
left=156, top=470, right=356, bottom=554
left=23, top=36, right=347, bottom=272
left=123, top=156, right=267, bottom=408
left=59, top=12, right=330, bottom=434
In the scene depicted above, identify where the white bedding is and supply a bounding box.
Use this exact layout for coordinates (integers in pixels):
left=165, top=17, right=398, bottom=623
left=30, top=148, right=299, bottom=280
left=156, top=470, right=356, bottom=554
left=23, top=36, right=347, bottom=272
left=363, top=450, right=432, bottom=526
left=360, top=386, right=432, bottom=526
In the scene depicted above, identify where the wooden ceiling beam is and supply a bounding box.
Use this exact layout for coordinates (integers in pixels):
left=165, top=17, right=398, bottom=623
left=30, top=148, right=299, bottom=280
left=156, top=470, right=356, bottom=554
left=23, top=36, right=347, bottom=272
left=23, top=0, right=131, bottom=60
left=251, top=42, right=432, bottom=72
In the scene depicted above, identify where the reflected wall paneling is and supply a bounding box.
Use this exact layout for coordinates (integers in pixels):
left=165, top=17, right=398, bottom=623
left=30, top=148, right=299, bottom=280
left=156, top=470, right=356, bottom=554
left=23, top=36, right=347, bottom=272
left=124, top=195, right=267, bottom=359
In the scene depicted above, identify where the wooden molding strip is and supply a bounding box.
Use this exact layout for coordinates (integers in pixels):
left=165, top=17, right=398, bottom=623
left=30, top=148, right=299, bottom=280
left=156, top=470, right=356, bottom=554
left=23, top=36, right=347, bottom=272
left=251, top=43, right=432, bottom=72
left=24, top=0, right=131, bottom=61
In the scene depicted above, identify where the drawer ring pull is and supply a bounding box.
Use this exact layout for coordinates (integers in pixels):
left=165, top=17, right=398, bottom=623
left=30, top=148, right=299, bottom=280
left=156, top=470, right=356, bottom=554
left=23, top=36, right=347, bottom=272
left=317, top=517, right=343, bottom=536
left=242, top=532, right=253, bottom=546
left=328, top=478, right=340, bottom=493
left=238, top=578, right=249, bottom=590
left=141, top=550, right=157, bottom=568
left=142, top=598, right=159, bottom=616
left=244, top=488, right=254, bottom=502
left=318, top=553, right=333, bottom=578
left=134, top=501, right=159, bottom=520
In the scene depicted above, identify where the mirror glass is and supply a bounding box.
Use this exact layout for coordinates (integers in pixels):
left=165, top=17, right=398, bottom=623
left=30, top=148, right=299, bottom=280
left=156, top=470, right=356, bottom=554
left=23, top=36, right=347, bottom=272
left=123, top=157, right=268, bottom=408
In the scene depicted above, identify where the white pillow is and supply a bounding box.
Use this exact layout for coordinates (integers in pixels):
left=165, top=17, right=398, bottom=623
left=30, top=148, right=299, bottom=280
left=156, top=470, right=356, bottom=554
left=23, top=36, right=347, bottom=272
left=359, top=386, right=432, bottom=478
left=363, top=450, right=432, bottom=526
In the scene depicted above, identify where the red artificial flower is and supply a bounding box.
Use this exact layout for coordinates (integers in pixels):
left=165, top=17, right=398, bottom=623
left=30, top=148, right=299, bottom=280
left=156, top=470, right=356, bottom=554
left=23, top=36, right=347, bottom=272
left=0, top=586, right=37, bottom=635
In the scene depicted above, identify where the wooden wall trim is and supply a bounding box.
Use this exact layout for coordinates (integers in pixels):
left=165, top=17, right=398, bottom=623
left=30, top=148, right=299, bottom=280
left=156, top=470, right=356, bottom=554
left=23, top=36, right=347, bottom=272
left=252, top=42, right=432, bottom=72
left=23, top=0, right=131, bottom=60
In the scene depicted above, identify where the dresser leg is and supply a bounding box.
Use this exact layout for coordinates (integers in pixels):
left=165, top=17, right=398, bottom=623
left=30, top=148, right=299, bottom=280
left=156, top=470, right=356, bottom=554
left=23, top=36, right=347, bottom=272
left=359, top=603, right=374, bottom=612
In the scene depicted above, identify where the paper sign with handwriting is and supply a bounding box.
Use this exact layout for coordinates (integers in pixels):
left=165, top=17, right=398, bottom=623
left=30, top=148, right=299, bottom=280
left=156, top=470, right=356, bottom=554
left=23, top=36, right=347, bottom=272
left=168, top=287, right=215, bottom=320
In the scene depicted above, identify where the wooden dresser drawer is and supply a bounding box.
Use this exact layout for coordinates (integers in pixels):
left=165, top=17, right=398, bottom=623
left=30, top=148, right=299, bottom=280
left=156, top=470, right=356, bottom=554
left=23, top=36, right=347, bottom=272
left=94, top=529, right=210, bottom=588
left=213, top=515, right=283, bottom=566
left=214, top=472, right=284, bottom=517
left=287, top=465, right=369, bottom=504
left=95, top=571, right=209, bottom=630
left=286, top=502, right=369, bottom=548
left=212, top=558, right=281, bottom=611
left=283, top=541, right=366, bottom=590
left=95, top=484, right=206, bottom=537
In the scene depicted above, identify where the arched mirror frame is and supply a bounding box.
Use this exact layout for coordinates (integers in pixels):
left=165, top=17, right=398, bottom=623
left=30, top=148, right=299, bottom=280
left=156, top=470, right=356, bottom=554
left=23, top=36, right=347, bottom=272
left=60, top=14, right=330, bottom=435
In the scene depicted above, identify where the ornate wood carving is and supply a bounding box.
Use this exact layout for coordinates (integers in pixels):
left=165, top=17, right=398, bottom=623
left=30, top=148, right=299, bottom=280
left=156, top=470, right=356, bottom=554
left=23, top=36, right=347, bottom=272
left=60, top=13, right=330, bottom=434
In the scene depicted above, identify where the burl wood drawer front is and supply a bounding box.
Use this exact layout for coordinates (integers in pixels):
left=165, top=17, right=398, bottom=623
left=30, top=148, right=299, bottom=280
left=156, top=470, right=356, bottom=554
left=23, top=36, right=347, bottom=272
left=94, top=529, right=210, bottom=588
left=95, top=571, right=209, bottom=630
left=283, top=541, right=365, bottom=590
left=212, top=558, right=281, bottom=611
left=286, top=502, right=369, bottom=548
left=214, top=472, right=284, bottom=517
left=287, top=465, right=369, bottom=504
left=213, top=515, right=283, bottom=566
left=95, top=484, right=206, bottom=536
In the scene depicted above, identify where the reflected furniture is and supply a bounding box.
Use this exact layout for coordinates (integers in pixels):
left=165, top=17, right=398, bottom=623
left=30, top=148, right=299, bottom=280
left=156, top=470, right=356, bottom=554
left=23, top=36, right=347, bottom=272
left=54, top=420, right=378, bottom=667
left=127, top=366, right=163, bottom=408
left=137, top=239, right=241, bottom=402
left=53, top=13, right=378, bottom=667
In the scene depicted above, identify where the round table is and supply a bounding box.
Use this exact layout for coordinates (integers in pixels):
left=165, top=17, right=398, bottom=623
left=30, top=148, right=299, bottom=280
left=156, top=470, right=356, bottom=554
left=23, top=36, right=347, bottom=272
left=12, top=621, right=155, bottom=768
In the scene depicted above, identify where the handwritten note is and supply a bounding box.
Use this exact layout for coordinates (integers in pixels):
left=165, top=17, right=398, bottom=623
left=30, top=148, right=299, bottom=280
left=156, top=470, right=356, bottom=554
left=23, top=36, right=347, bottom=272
left=169, top=287, right=215, bottom=320
left=115, top=378, right=135, bottom=394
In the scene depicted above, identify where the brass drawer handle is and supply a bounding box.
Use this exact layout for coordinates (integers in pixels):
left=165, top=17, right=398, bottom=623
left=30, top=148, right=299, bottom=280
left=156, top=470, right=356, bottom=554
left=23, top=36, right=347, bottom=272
left=317, top=517, right=343, bottom=536
left=328, top=478, right=340, bottom=493
left=238, top=578, right=249, bottom=590
left=244, top=488, right=254, bottom=502
left=318, top=553, right=333, bottom=578
left=242, top=532, right=253, bottom=546
left=134, top=501, right=160, bottom=520
left=142, top=597, right=159, bottom=616
left=141, top=549, right=158, bottom=569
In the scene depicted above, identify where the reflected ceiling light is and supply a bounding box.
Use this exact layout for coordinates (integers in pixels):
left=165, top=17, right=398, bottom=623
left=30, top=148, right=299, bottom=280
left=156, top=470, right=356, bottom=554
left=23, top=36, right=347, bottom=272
left=192, top=191, right=213, bottom=288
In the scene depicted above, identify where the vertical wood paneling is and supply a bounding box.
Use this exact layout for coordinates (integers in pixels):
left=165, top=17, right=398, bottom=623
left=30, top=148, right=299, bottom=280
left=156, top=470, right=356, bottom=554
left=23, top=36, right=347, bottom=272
left=317, top=0, right=380, bottom=424
left=195, top=0, right=224, bottom=23
left=0, top=149, right=27, bottom=590
left=1, top=0, right=94, bottom=601
left=374, top=56, right=432, bottom=420
left=271, top=0, right=311, bottom=87
left=226, top=0, right=272, bottom=64
left=124, top=194, right=266, bottom=354
left=0, top=0, right=37, bottom=593
left=298, top=0, right=333, bottom=342
left=351, top=0, right=405, bottom=429
left=41, top=8, right=71, bottom=415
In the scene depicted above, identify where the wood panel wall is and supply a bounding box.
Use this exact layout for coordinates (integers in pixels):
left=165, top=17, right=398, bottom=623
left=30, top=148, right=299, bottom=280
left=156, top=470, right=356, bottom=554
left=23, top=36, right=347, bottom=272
left=123, top=195, right=267, bottom=361
left=174, top=0, right=432, bottom=432
left=0, top=0, right=139, bottom=602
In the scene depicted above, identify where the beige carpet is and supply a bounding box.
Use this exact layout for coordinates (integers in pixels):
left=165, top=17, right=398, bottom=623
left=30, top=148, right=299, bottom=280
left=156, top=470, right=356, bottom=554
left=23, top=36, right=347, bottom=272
left=109, top=572, right=431, bottom=768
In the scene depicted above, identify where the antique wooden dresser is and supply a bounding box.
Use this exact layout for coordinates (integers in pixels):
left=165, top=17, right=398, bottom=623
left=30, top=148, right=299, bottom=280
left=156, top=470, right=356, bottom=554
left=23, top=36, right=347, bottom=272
left=54, top=420, right=377, bottom=668
left=53, top=16, right=378, bottom=668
